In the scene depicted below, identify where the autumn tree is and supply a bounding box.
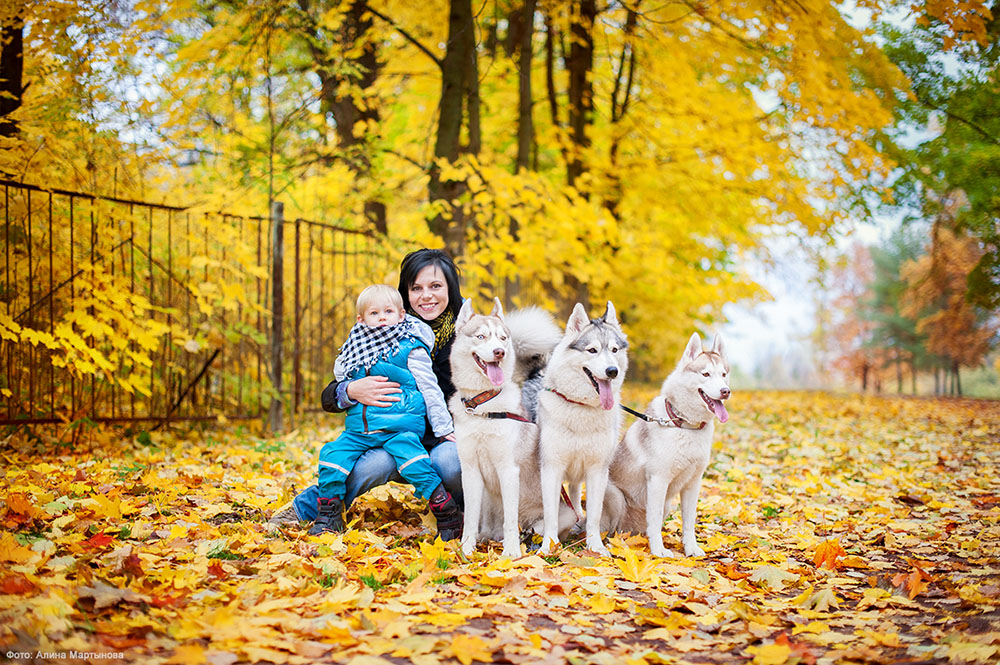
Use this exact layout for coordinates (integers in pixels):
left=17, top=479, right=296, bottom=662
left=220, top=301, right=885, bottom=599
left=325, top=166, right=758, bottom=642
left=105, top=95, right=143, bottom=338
left=829, top=243, right=888, bottom=392
left=866, top=225, right=926, bottom=393
left=878, top=3, right=1000, bottom=309
left=902, top=226, right=997, bottom=395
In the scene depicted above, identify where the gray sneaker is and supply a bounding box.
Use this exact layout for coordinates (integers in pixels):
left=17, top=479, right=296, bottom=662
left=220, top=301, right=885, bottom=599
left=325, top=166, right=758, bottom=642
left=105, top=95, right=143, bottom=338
left=266, top=500, right=301, bottom=530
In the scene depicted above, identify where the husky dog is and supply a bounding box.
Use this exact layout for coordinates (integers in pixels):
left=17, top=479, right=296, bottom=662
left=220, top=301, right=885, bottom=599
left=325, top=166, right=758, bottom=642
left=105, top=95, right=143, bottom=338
left=533, top=302, right=628, bottom=556
left=603, top=332, right=730, bottom=557
left=449, top=298, right=571, bottom=557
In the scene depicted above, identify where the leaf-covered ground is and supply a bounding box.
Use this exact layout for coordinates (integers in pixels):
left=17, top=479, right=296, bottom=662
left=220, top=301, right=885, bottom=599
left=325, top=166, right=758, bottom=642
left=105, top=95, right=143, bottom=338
left=2, top=390, right=999, bottom=665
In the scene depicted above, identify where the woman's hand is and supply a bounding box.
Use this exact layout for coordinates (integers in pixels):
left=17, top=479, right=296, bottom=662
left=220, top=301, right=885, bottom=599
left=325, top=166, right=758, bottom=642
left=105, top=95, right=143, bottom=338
left=346, top=376, right=402, bottom=407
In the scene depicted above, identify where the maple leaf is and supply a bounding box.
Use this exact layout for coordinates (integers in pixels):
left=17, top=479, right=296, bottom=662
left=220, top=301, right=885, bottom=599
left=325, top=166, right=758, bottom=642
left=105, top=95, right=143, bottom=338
left=83, top=532, right=116, bottom=550
left=0, top=573, right=37, bottom=594
left=775, top=633, right=817, bottom=665
left=891, top=566, right=933, bottom=599
left=77, top=580, right=150, bottom=610
left=749, top=565, right=800, bottom=591
left=448, top=634, right=494, bottom=665
left=616, top=547, right=659, bottom=584
left=793, top=585, right=840, bottom=612
left=4, top=492, right=46, bottom=524
left=0, top=531, right=36, bottom=564
left=747, top=642, right=792, bottom=665
left=813, top=539, right=847, bottom=569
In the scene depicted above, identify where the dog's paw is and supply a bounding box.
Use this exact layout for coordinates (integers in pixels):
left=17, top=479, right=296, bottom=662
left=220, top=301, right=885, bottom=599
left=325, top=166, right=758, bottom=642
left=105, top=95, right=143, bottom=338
left=461, top=538, right=477, bottom=556
left=501, top=545, right=522, bottom=558
left=538, top=536, right=557, bottom=555
left=684, top=543, right=705, bottom=557
left=650, top=545, right=677, bottom=558
left=586, top=538, right=610, bottom=557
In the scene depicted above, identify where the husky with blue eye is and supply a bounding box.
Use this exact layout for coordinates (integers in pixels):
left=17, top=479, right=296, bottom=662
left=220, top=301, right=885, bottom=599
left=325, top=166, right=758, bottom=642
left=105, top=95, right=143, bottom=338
left=529, top=302, right=628, bottom=557
left=602, top=332, right=731, bottom=558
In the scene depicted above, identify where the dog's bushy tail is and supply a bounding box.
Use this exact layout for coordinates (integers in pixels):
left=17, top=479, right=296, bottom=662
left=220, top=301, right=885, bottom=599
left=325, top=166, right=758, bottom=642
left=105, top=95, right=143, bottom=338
left=505, top=306, right=561, bottom=385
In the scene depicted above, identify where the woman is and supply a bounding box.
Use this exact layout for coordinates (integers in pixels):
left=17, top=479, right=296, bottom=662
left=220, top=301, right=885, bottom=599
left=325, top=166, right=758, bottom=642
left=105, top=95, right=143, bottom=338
left=268, top=249, right=465, bottom=536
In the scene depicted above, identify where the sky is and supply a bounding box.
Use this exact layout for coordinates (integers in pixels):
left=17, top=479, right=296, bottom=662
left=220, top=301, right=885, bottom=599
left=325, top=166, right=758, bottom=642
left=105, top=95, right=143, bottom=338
left=720, top=221, right=885, bottom=388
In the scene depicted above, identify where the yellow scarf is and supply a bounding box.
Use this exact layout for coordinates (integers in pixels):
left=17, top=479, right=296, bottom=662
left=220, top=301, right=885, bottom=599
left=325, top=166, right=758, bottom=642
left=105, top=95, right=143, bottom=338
left=426, top=309, right=456, bottom=359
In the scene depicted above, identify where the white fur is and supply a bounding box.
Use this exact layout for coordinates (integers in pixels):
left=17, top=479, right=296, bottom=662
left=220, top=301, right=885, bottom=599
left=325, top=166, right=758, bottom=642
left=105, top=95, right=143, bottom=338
left=450, top=299, right=572, bottom=557
left=537, top=302, right=628, bottom=557
left=602, top=332, right=731, bottom=557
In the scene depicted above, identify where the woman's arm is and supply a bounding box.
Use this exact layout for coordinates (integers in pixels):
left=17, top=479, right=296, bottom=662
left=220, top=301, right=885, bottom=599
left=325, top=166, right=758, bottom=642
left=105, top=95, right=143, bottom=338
left=321, top=376, right=402, bottom=412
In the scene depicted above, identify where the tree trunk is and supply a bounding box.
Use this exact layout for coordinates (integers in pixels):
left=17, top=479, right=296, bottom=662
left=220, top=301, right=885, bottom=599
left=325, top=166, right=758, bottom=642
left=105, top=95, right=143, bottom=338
left=895, top=351, right=903, bottom=393
left=861, top=364, right=869, bottom=391
left=515, top=0, right=536, bottom=174
left=565, top=0, right=596, bottom=189
left=544, top=16, right=560, bottom=129
left=428, top=0, right=478, bottom=257
left=910, top=360, right=917, bottom=395
left=0, top=20, right=24, bottom=138
left=605, top=5, right=637, bottom=219
left=302, top=0, right=387, bottom=234
left=953, top=361, right=961, bottom=396
left=506, top=0, right=537, bottom=307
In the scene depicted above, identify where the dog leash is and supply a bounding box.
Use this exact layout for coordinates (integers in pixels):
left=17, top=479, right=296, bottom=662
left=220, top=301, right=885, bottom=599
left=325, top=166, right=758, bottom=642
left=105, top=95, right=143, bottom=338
left=619, top=400, right=706, bottom=430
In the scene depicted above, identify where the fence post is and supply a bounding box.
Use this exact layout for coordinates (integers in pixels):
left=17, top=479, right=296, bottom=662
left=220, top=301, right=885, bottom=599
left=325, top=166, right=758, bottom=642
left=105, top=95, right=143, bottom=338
left=269, top=200, right=284, bottom=434
left=293, top=217, right=301, bottom=420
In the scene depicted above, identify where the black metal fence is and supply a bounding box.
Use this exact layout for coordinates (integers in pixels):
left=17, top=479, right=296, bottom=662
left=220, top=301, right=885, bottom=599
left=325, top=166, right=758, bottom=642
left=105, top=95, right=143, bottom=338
left=0, top=179, right=402, bottom=430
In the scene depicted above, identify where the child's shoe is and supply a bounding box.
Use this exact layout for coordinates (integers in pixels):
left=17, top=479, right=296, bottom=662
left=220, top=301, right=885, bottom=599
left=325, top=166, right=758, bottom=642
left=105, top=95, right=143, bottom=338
left=428, top=484, right=463, bottom=541
left=308, top=497, right=345, bottom=535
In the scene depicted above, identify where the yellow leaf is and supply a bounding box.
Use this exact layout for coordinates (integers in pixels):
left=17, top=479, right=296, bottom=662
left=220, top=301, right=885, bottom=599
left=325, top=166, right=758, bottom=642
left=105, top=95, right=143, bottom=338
left=792, top=621, right=830, bottom=635
left=857, top=629, right=901, bottom=647
left=0, top=531, right=36, bottom=563
left=449, top=634, right=493, bottom=665
left=616, top=547, right=658, bottom=583
left=587, top=592, right=617, bottom=614
left=747, top=643, right=792, bottom=665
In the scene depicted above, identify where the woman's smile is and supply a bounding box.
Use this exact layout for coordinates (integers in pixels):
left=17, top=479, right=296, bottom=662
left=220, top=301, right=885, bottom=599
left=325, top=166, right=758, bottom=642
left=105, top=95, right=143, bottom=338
left=408, top=265, right=449, bottom=321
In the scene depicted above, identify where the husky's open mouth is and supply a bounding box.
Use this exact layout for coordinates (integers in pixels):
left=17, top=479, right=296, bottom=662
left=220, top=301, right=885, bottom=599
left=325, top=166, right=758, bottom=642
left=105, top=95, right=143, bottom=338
left=474, top=353, right=504, bottom=386
left=583, top=368, right=615, bottom=411
left=699, top=388, right=729, bottom=423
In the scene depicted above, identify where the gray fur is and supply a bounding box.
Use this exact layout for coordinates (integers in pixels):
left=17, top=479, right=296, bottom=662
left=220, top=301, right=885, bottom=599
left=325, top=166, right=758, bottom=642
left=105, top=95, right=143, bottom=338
left=537, top=301, right=629, bottom=557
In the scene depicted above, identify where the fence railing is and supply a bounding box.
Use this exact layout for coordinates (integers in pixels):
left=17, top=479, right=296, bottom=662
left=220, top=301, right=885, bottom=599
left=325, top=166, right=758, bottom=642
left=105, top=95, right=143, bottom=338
left=0, top=179, right=402, bottom=430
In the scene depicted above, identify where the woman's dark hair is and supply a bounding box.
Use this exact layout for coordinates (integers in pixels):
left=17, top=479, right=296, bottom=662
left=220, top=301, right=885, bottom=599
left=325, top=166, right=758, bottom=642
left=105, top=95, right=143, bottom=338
left=397, top=248, right=463, bottom=319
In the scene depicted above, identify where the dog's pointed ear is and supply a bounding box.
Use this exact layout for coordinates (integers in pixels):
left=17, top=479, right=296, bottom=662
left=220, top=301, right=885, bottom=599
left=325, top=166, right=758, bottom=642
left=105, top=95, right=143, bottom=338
left=710, top=333, right=726, bottom=359
left=490, top=297, right=505, bottom=320
left=566, top=303, right=589, bottom=335
left=681, top=332, right=702, bottom=364
left=601, top=301, right=619, bottom=327
left=457, top=299, right=475, bottom=329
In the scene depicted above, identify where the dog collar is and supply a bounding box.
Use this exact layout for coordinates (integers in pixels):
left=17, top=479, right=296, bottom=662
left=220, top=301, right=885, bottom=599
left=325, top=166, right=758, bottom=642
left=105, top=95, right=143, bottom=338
left=544, top=387, right=591, bottom=407
left=462, top=388, right=501, bottom=411
left=663, top=399, right=706, bottom=430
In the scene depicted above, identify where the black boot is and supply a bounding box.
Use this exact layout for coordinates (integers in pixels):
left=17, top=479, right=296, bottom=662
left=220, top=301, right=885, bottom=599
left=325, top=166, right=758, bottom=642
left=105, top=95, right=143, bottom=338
left=429, top=484, right=463, bottom=541
left=308, top=497, right=345, bottom=535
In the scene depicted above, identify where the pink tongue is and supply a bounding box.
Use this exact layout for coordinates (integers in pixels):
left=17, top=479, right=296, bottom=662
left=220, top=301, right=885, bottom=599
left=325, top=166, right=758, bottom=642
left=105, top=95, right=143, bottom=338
left=485, top=362, right=504, bottom=386
left=597, top=380, right=614, bottom=410
left=713, top=400, right=729, bottom=423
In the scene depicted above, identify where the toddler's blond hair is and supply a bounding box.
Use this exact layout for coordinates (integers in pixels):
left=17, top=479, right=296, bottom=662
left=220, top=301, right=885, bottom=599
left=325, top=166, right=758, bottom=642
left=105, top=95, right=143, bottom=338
left=356, top=284, right=404, bottom=317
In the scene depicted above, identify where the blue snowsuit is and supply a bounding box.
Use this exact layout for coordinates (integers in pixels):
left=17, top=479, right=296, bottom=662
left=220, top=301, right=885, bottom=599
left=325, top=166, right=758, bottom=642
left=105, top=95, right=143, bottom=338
left=318, top=327, right=450, bottom=501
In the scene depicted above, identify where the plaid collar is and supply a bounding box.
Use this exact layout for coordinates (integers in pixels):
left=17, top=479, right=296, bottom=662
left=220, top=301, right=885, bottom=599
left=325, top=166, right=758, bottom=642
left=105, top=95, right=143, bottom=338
left=336, top=317, right=420, bottom=378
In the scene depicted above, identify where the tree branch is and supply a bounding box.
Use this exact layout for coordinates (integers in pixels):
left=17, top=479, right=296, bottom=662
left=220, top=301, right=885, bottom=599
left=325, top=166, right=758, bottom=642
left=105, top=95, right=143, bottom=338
left=362, top=4, right=444, bottom=70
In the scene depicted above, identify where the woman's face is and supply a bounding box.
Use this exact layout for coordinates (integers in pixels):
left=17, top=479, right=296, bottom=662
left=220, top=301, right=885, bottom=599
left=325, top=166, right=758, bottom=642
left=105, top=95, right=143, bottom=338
left=408, top=265, right=449, bottom=321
